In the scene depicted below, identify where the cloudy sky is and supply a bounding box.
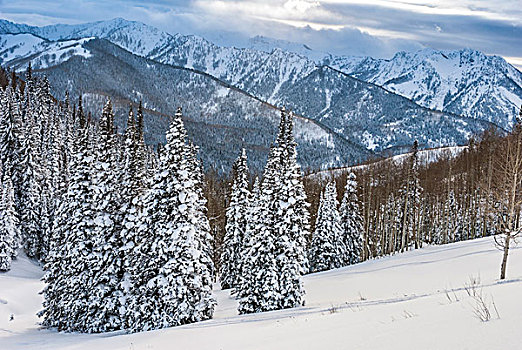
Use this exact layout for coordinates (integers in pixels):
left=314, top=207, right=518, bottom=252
left=1, top=0, right=521, bottom=68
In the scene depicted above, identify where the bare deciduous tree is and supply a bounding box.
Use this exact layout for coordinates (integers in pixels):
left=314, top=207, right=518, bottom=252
left=488, top=117, right=522, bottom=280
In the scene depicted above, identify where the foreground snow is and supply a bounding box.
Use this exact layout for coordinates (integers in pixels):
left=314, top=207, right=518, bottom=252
left=1, top=236, right=521, bottom=349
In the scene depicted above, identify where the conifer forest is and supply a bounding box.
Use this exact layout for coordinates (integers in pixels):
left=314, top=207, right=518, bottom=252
left=1, top=65, right=521, bottom=336
left=1, top=6, right=522, bottom=349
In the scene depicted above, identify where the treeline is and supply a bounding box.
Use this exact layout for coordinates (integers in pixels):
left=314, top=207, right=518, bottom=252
left=1, top=66, right=520, bottom=335
left=302, top=118, right=522, bottom=279
left=0, top=69, right=316, bottom=333
left=0, top=69, right=216, bottom=332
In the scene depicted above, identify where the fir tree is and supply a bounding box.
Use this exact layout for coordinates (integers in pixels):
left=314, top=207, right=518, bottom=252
left=19, top=94, right=43, bottom=260
left=339, top=172, right=364, bottom=265
left=40, top=118, right=96, bottom=332
left=309, top=181, right=345, bottom=272
left=125, top=107, right=214, bottom=332
left=0, top=167, right=20, bottom=271
left=234, top=176, right=260, bottom=298
left=185, top=140, right=214, bottom=279
left=220, top=149, right=250, bottom=289
left=237, top=109, right=309, bottom=313
left=86, top=98, right=125, bottom=332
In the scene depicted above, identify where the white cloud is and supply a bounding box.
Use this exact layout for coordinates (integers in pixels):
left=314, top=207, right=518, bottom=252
left=1, top=0, right=520, bottom=63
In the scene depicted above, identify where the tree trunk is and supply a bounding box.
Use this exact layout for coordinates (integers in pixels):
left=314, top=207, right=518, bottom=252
left=500, top=232, right=511, bottom=280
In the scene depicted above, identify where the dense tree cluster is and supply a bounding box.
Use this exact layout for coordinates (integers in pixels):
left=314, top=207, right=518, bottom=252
left=2, top=66, right=521, bottom=336
left=220, top=110, right=311, bottom=314
left=304, top=122, right=522, bottom=279
left=0, top=71, right=214, bottom=333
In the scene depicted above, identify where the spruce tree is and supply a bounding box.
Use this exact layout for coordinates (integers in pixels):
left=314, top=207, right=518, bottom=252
left=274, top=111, right=309, bottom=308
left=237, top=148, right=281, bottom=313
left=19, top=95, right=43, bottom=260
left=339, top=172, right=364, bottom=265
left=86, top=98, right=125, bottom=332
left=125, top=107, right=214, bottom=332
left=0, top=167, right=20, bottom=271
left=185, top=140, right=214, bottom=279
left=309, top=181, right=345, bottom=272
left=220, top=149, right=250, bottom=289
left=40, top=114, right=96, bottom=332
left=237, top=109, right=309, bottom=313
left=234, top=176, right=260, bottom=298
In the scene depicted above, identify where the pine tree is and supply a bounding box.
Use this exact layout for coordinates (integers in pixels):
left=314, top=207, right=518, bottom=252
left=185, top=140, right=214, bottom=280
left=273, top=111, right=309, bottom=308
left=339, top=172, right=364, bottom=265
left=220, top=149, right=250, bottom=289
left=234, top=176, right=260, bottom=298
left=125, top=107, right=214, bottom=332
left=40, top=117, right=97, bottom=332
left=309, top=181, right=345, bottom=272
left=0, top=167, right=20, bottom=271
left=86, top=98, right=125, bottom=332
left=0, top=87, right=23, bottom=204
left=19, top=93, right=43, bottom=260
left=237, top=109, right=309, bottom=313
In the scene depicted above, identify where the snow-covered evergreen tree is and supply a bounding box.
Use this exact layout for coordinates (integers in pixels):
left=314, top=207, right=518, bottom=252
left=237, top=109, right=309, bottom=313
left=125, top=107, right=214, bottom=332
left=185, top=140, right=214, bottom=279
left=273, top=111, right=309, bottom=308
left=0, top=87, right=23, bottom=205
left=19, top=94, right=43, bottom=260
left=0, top=167, right=20, bottom=271
left=40, top=113, right=97, bottom=332
left=85, top=98, right=125, bottom=332
left=234, top=176, right=259, bottom=298
left=309, top=181, right=345, bottom=272
left=339, top=172, right=364, bottom=265
left=220, top=149, right=250, bottom=289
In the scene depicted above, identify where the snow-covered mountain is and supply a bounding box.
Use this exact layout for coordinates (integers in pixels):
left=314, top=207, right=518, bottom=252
left=246, top=35, right=328, bottom=62
left=0, top=18, right=517, bottom=168
left=0, top=34, right=93, bottom=69
left=327, top=49, right=522, bottom=129
left=3, top=17, right=519, bottom=132
left=15, top=38, right=367, bottom=172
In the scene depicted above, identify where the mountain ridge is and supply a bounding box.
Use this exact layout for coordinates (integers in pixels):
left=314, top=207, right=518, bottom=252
left=0, top=18, right=518, bottom=170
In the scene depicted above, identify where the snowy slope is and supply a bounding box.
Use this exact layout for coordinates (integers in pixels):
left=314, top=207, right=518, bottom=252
left=1, top=236, right=521, bottom=349
left=0, top=34, right=46, bottom=64
left=308, top=145, right=468, bottom=181
left=327, top=49, right=522, bottom=129
left=0, top=33, right=93, bottom=69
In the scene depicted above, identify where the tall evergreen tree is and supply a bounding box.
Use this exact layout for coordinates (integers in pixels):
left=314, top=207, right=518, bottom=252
left=273, top=111, right=309, bottom=308
left=237, top=109, right=309, bottom=313
left=220, top=149, right=250, bottom=289
left=0, top=167, right=20, bottom=271
left=19, top=93, right=43, bottom=259
left=185, top=140, right=215, bottom=279
left=309, top=181, right=345, bottom=272
left=40, top=117, right=96, bottom=332
left=339, top=172, right=364, bottom=265
left=125, top=107, right=215, bottom=332
left=86, top=98, right=125, bottom=332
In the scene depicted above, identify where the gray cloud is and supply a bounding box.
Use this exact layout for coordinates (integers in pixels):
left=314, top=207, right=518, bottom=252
left=0, top=0, right=520, bottom=67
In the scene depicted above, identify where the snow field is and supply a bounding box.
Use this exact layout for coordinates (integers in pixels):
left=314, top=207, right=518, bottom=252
left=1, top=236, right=521, bottom=349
